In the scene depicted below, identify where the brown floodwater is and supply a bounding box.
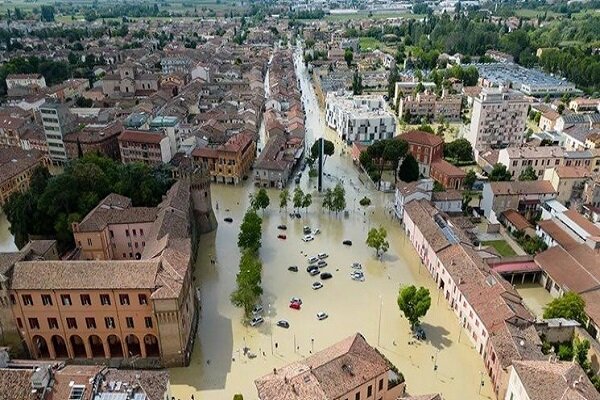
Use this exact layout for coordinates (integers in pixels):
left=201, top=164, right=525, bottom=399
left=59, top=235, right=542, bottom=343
left=167, top=46, right=495, bottom=400
left=0, top=212, right=17, bottom=253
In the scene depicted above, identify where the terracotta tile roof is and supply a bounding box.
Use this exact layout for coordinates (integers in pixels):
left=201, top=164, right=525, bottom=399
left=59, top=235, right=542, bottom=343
left=502, top=209, right=533, bottom=231
left=431, top=190, right=462, bottom=202
left=399, top=395, right=442, bottom=400
left=489, top=181, right=556, bottom=196
left=255, top=333, right=391, bottom=400
left=399, top=130, right=444, bottom=147
left=76, top=193, right=157, bottom=232
left=536, top=220, right=579, bottom=248
left=47, top=365, right=103, bottom=400
left=118, top=129, right=165, bottom=144
left=0, top=148, right=46, bottom=184
left=431, top=159, right=466, bottom=177
left=564, top=210, right=600, bottom=237
left=0, top=368, right=37, bottom=400
left=512, top=360, right=600, bottom=400
left=552, top=166, right=591, bottom=179
left=11, top=259, right=160, bottom=290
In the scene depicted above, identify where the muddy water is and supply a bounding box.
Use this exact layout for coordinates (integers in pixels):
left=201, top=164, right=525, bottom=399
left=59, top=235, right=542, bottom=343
left=0, top=212, right=17, bottom=252
left=516, top=283, right=553, bottom=318
left=168, top=47, right=495, bottom=400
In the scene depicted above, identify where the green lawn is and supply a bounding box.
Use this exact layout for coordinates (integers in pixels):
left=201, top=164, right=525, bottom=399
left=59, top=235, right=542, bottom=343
left=359, top=36, right=384, bottom=51
left=482, top=240, right=518, bottom=257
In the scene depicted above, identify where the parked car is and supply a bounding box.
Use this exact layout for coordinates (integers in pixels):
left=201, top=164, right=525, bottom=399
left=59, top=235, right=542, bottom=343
left=351, top=271, right=365, bottom=282
left=277, top=224, right=287, bottom=230
left=224, top=217, right=233, bottom=223
left=277, top=320, right=290, bottom=328
left=317, top=312, right=328, bottom=320
left=309, top=268, right=320, bottom=276
left=290, top=297, right=303, bottom=304
left=303, top=226, right=312, bottom=234
left=288, top=265, right=299, bottom=272
left=317, top=253, right=328, bottom=259
left=320, top=272, right=333, bottom=280
left=312, top=281, right=323, bottom=290
left=351, top=262, right=362, bottom=269
left=277, top=234, right=287, bottom=240
left=289, top=301, right=301, bottom=310
left=252, top=305, right=263, bottom=315
left=317, top=260, right=327, bottom=268
left=306, top=265, right=319, bottom=273
left=343, top=240, right=353, bottom=246
left=250, top=316, right=264, bottom=326
left=313, top=228, right=321, bottom=235
left=302, top=234, right=314, bottom=242
left=294, top=212, right=302, bottom=218
left=307, top=256, right=319, bottom=264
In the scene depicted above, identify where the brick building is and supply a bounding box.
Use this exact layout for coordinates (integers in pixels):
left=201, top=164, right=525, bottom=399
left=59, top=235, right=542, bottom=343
left=118, top=129, right=172, bottom=165
left=63, top=120, right=123, bottom=160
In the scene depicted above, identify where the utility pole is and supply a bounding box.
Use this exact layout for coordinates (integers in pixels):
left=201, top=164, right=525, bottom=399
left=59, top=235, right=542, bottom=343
left=377, top=295, right=383, bottom=346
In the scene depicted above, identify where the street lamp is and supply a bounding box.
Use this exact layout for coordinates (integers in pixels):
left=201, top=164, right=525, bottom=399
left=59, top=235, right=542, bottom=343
left=377, top=295, right=383, bottom=346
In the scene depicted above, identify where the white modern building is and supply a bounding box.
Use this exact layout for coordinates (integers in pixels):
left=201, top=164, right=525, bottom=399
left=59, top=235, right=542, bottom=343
left=466, top=87, right=529, bottom=154
left=325, top=93, right=396, bottom=143
left=39, top=102, right=77, bottom=163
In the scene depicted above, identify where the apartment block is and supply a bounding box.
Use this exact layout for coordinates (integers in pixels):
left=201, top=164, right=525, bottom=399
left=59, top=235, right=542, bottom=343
left=466, top=88, right=529, bottom=154
left=497, top=146, right=564, bottom=179
left=39, top=102, right=77, bottom=163
left=325, top=93, right=396, bottom=143
left=481, top=181, right=557, bottom=223
left=118, top=129, right=172, bottom=165
left=399, top=91, right=462, bottom=122
left=192, top=132, right=256, bottom=184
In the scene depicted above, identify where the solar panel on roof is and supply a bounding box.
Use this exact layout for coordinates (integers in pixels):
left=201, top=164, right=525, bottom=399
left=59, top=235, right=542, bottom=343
left=68, top=385, right=85, bottom=400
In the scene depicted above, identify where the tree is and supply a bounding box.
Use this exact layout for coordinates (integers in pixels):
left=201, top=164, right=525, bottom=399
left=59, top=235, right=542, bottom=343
left=519, top=166, right=538, bottom=181
left=279, top=189, right=290, bottom=211
left=230, top=249, right=263, bottom=318
left=387, top=66, right=399, bottom=101
left=331, top=183, right=346, bottom=214
left=573, top=337, right=591, bottom=371
left=293, top=187, right=304, bottom=211
left=383, top=139, right=408, bottom=183
left=464, top=170, right=476, bottom=189
left=233, top=395, right=244, bottom=400
left=543, top=292, right=587, bottom=325
left=489, top=164, right=512, bottom=181
left=352, top=70, right=363, bottom=95
left=237, top=209, right=262, bottom=252
left=417, top=124, right=434, bottom=134
left=40, top=5, right=55, bottom=22
left=397, top=285, right=431, bottom=329
left=301, top=193, right=312, bottom=213
left=398, top=154, right=419, bottom=183
left=251, top=188, right=270, bottom=212
left=344, top=48, right=353, bottom=67
left=359, top=196, right=371, bottom=206
left=310, top=139, right=335, bottom=165
left=444, top=138, right=473, bottom=163
left=322, top=188, right=333, bottom=212
left=366, top=226, right=389, bottom=257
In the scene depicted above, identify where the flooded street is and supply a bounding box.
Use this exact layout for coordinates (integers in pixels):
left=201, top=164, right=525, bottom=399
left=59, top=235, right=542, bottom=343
left=168, top=46, right=495, bottom=400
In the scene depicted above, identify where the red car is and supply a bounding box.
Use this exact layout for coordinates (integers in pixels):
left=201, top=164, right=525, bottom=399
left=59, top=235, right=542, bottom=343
left=289, top=301, right=301, bottom=310
left=277, top=234, right=287, bottom=240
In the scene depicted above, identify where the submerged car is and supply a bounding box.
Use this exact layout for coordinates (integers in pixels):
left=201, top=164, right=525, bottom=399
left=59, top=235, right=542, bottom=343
left=303, top=226, right=312, bottom=234
left=351, top=271, right=365, bottom=282
left=317, top=260, right=327, bottom=268
left=312, top=281, right=323, bottom=290
left=413, top=325, right=426, bottom=340
left=302, top=234, right=314, bottom=242
left=290, top=297, right=303, bottom=305
left=289, top=301, right=301, bottom=310
left=277, top=320, right=290, bottom=328
left=224, top=217, right=233, bottom=223
left=277, top=234, right=287, bottom=240
left=320, top=272, right=333, bottom=280
left=277, top=224, right=287, bottom=230
left=288, top=265, right=299, bottom=272
left=309, top=268, right=320, bottom=276
left=316, top=312, right=328, bottom=320
left=342, top=240, right=353, bottom=246
left=317, top=252, right=328, bottom=259
left=250, top=316, right=264, bottom=326
left=351, top=262, right=362, bottom=269
left=252, top=305, right=263, bottom=315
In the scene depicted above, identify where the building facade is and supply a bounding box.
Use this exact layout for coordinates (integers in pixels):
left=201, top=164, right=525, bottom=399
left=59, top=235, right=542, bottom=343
left=39, top=102, right=77, bottom=163
left=0, top=148, right=49, bottom=205
left=466, top=88, right=529, bottom=154
left=118, top=129, right=172, bottom=165
left=399, top=91, right=462, bottom=122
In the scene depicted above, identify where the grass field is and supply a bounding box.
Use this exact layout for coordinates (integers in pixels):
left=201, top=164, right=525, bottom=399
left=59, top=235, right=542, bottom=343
left=359, top=36, right=383, bottom=50
left=482, top=240, right=518, bottom=257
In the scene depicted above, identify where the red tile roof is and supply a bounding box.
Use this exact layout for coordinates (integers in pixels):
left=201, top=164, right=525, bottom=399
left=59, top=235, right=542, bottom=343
left=118, top=129, right=164, bottom=144
left=399, top=130, right=444, bottom=147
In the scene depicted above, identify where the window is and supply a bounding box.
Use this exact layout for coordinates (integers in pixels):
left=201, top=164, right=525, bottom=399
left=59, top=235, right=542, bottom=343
left=122, top=253, right=126, bottom=258
left=109, top=230, right=114, bottom=238
left=126, top=317, right=134, bottom=328
left=126, top=229, right=130, bottom=237
left=140, top=229, right=144, bottom=236
left=22, top=294, right=33, bottom=306
left=16, top=318, right=22, bottom=328
left=80, top=294, right=91, bottom=306
left=85, top=317, right=96, bottom=329
left=133, top=229, right=137, bottom=236
left=10, top=295, right=15, bottom=305
left=145, top=317, right=153, bottom=328
left=87, top=238, right=92, bottom=246
left=61, top=294, right=72, bottom=306
left=41, top=294, right=53, bottom=306
left=138, top=294, right=147, bottom=305
left=48, top=318, right=58, bottom=329
left=119, top=294, right=130, bottom=305
left=29, top=318, right=40, bottom=329
left=379, top=378, right=383, bottom=391
left=355, top=393, right=360, bottom=400
left=367, top=385, right=372, bottom=397
left=66, top=318, right=77, bottom=329
left=100, top=294, right=111, bottom=306
left=105, top=317, right=115, bottom=329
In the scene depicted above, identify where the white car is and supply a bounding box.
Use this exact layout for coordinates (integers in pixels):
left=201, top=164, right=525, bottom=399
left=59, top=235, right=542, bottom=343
left=317, top=252, right=328, bottom=259
left=317, top=312, right=328, bottom=320
left=351, top=271, right=365, bottom=282
left=252, top=305, right=263, bottom=315
left=302, top=235, right=314, bottom=242
left=312, top=282, right=323, bottom=290
left=250, top=316, right=264, bottom=327
left=307, top=256, right=319, bottom=264
left=317, top=260, right=327, bottom=268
